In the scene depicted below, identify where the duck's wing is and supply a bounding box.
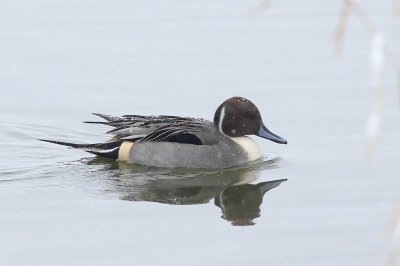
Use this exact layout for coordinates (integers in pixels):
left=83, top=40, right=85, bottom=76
left=40, top=114, right=219, bottom=160
left=86, top=113, right=218, bottom=145
left=138, top=121, right=208, bottom=145
left=85, top=113, right=197, bottom=139
left=86, top=113, right=194, bottom=128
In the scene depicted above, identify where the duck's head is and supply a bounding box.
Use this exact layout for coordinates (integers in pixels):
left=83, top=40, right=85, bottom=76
left=213, top=97, right=287, bottom=144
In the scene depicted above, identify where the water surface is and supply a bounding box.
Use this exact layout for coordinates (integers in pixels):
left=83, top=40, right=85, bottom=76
left=1, top=0, right=400, bottom=265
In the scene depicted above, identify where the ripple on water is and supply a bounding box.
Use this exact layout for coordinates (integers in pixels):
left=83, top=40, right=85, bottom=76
left=0, top=111, right=103, bottom=184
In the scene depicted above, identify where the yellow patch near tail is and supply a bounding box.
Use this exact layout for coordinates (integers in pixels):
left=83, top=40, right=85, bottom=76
left=118, top=141, right=134, bottom=162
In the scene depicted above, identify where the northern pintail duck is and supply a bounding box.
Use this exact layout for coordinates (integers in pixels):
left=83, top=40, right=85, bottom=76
left=40, top=97, right=287, bottom=169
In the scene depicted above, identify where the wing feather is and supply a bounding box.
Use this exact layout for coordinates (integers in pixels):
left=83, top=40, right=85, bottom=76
left=85, top=113, right=212, bottom=145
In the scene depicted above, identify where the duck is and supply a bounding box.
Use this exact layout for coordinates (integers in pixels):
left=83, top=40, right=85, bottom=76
left=40, top=96, right=287, bottom=169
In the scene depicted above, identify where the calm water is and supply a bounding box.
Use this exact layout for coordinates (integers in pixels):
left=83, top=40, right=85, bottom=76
left=1, top=0, right=400, bottom=265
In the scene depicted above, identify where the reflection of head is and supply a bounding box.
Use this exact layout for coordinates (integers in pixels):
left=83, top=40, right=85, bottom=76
left=84, top=157, right=285, bottom=226
left=214, top=179, right=286, bottom=226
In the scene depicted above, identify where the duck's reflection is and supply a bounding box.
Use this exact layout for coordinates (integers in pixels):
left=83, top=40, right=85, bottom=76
left=86, top=157, right=287, bottom=226
left=215, top=180, right=286, bottom=226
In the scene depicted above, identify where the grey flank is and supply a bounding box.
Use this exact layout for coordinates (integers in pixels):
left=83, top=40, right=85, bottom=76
left=130, top=137, right=249, bottom=169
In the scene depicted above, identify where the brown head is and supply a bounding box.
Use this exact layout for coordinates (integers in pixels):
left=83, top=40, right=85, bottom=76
left=213, top=97, right=287, bottom=144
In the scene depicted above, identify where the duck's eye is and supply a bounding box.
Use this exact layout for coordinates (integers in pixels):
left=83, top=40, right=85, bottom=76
left=243, top=112, right=253, bottom=119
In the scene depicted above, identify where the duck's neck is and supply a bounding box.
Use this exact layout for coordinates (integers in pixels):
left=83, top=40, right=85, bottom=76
left=229, top=136, right=262, bottom=162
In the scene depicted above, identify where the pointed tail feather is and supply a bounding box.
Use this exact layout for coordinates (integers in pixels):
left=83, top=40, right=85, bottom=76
left=38, top=139, right=123, bottom=160
left=83, top=121, right=110, bottom=125
left=84, top=113, right=114, bottom=124
left=83, top=113, right=126, bottom=127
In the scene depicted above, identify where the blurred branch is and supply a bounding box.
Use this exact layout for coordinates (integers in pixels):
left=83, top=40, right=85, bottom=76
left=387, top=202, right=400, bottom=266
left=351, top=0, right=400, bottom=108
left=334, top=0, right=400, bottom=157
left=395, top=0, right=400, bottom=16
left=335, top=2, right=400, bottom=265
left=366, top=33, right=385, bottom=156
left=334, top=1, right=351, bottom=55
left=260, top=0, right=272, bottom=8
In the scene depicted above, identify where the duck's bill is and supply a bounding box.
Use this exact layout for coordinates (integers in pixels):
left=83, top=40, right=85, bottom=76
left=257, top=124, right=287, bottom=144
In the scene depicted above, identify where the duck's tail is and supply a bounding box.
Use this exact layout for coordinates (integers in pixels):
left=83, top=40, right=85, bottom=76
left=38, top=139, right=123, bottom=160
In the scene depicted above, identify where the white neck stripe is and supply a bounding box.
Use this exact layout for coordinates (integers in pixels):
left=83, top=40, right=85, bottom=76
left=218, top=106, right=226, bottom=134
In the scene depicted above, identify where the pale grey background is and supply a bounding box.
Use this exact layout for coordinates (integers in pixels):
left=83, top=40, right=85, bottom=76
left=1, top=0, right=399, bottom=265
